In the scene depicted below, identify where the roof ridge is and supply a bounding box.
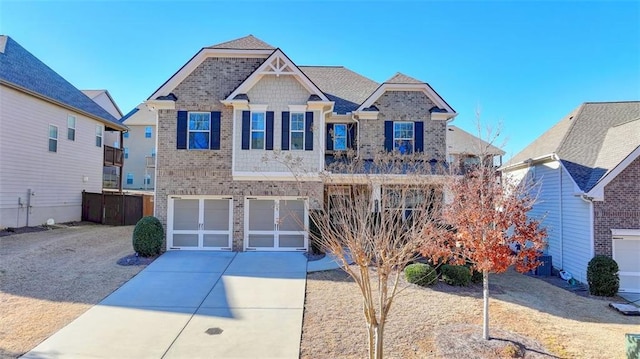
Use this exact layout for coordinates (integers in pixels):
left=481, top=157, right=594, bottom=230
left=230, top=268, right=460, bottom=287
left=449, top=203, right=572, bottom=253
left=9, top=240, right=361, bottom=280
left=583, top=100, right=640, bottom=104
left=612, top=117, right=640, bottom=127
left=207, top=34, right=275, bottom=50
left=298, top=65, right=344, bottom=68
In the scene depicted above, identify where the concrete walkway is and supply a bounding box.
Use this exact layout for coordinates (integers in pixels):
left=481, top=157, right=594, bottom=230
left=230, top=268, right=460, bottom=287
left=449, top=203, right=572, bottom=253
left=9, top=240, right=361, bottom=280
left=23, top=251, right=308, bottom=359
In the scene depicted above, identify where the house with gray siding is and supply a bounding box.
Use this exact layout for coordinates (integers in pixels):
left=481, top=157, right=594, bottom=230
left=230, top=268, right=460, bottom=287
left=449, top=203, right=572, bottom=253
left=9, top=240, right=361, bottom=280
left=118, top=105, right=157, bottom=190
left=0, top=36, right=127, bottom=229
left=140, top=35, right=494, bottom=253
left=501, top=102, right=640, bottom=292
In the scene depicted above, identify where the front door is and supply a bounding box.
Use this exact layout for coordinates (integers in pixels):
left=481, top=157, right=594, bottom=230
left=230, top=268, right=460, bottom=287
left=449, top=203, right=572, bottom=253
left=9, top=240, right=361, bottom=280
left=168, top=196, right=233, bottom=250
left=245, top=197, right=308, bottom=251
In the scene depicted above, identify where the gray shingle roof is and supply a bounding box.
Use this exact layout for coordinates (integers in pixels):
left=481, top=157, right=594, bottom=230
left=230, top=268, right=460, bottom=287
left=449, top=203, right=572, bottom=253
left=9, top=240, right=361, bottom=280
left=506, top=101, right=640, bottom=191
left=385, top=72, right=424, bottom=84
left=299, top=66, right=379, bottom=114
left=447, top=125, right=505, bottom=156
left=0, top=36, right=122, bottom=127
left=207, top=35, right=275, bottom=50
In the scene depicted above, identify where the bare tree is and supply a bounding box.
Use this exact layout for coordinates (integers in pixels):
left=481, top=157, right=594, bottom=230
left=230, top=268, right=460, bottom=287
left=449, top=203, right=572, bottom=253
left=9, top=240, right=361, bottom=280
left=422, top=124, right=547, bottom=341
left=276, top=150, right=449, bottom=359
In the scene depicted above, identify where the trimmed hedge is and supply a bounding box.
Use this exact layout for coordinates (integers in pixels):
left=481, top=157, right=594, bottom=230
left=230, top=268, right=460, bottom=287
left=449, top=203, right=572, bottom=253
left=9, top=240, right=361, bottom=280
left=441, top=264, right=472, bottom=286
left=405, top=263, right=438, bottom=286
left=132, top=216, right=164, bottom=257
left=587, top=255, right=619, bottom=297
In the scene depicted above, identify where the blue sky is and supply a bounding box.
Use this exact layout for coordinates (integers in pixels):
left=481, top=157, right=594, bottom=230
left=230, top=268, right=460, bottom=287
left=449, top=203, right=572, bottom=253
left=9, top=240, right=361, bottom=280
left=1, top=1, right=639, bottom=159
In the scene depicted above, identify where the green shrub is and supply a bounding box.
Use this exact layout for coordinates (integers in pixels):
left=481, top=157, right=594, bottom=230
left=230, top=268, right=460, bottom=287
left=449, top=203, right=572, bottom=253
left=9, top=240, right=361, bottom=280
left=405, top=263, right=438, bottom=286
left=441, top=264, right=471, bottom=286
left=465, top=260, right=483, bottom=284
left=132, top=216, right=164, bottom=257
left=587, top=255, right=619, bottom=297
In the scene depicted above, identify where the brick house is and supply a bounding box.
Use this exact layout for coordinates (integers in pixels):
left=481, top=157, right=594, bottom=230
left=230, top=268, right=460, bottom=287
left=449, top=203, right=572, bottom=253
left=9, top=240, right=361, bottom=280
left=142, top=35, right=464, bottom=252
left=501, top=102, right=640, bottom=292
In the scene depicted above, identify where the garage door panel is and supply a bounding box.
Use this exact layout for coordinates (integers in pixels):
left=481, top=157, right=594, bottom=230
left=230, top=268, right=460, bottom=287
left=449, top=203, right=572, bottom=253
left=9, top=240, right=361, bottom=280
left=279, top=234, right=305, bottom=248
left=173, top=234, right=199, bottom=247
left=249, top=234, right=275, bottom=248
left=614, top=240, right=640, bottom=271
left=203, top=234, right=230, bottom=248
left=619, top=275, right=640, bottom=293
left=249, top=200, right=275, bottom=231
left=279, top=200, right=304, bottom=231
left=203, top=199, right=230, bottom=230
left=174, top=199, right=199, bottom=230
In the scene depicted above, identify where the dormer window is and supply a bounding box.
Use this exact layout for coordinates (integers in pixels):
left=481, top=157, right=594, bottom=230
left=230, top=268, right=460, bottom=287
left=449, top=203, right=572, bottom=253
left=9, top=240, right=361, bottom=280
left=393, top=122, right=414, bottom=154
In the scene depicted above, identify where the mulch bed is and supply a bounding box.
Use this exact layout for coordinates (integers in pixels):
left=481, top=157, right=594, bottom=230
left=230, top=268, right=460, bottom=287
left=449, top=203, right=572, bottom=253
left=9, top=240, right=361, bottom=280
left=116, top=253, right=158, bottom=266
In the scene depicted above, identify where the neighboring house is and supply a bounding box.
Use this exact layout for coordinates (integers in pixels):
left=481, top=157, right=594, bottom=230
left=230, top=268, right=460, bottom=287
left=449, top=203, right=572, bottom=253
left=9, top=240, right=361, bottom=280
left=501, top=102, right=640, bottom=292
left=82, top=90, right=125, bottom=189
left=142, top=34, right=463, bottom=252
left=0, top=35, right=127, bottom=229
left=119, top=104, right=157, bottom=190
left=446, top=125, right=505, bottom=170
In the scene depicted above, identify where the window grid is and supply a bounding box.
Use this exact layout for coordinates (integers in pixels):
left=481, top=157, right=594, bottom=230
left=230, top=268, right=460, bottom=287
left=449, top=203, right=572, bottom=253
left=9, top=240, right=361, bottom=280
left=145, top=126, right=152, bottom=138
left=333, top=124, right=347, bottom=150
left=124, top=147, right=129, bottom=159
left=126, top=173, right=134, bottom=185
left=49, top=125, right=58, bottom=152
left=251, top=112, right=265, bottom=150
left=67, top=116, right=76, bottom=141
left=95, top=125, right=103, bottom=147
left=393, top=122, right=414, bottom=154
left=290, top=113, right=305, bottom=150
left=188, top=112, right=210, bottom=149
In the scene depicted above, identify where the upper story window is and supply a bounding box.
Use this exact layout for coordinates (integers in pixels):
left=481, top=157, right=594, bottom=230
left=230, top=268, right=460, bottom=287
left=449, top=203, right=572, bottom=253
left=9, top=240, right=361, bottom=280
left=251, top=112, right=265, bottom=150
left=123, top=132, right=129, bottom=138
left=124, top=147, right=129, bottom=159
left=290, top=113, right=305, bottom=150
left=188, top=112, right=210, bottom=149
left=67, top=116, right=76, bottom=141
left=151, top=147, right=156, bottom=157
left=393, top=122, right=414, bottom=154
left=95, top=125, right=103, bottom=147
left=145, top=126, right=152, bottom=138
left=49, top=125, right=58, bottom=152
left=126, top=173, right=134, bottom=185
left=333, top=124, right=347, bottom=151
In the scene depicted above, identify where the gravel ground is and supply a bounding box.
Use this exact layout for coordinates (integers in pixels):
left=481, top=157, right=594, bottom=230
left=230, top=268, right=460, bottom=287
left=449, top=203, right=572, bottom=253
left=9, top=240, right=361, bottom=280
left=301, top=267, right=640, bottom=359
left=0, top=224, right=146, bottom=358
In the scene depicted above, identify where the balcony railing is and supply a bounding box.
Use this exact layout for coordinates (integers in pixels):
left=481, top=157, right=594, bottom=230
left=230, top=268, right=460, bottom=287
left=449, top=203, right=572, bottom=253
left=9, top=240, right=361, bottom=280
left=104, top=145, right=123, bottom=167
left=145, top=155, right=155, bottom=168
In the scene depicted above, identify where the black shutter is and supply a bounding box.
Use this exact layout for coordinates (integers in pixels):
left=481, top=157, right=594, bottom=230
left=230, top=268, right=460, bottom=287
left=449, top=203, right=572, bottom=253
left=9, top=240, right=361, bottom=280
left=305, top=111, right=313, bottom=151
left=241, top=111, right=250, bottom=150
left=325, top=123, right=334, bottom=151
left=415, top=121, right=424, bottom=153
left=266, top=111, right=274, bottom=150
left=384, top=121, right=393, bottom=152
left=348, top=123, right=357, bottom=149
left=281, top=112, right=290, bottom=150
left=210, top=112, right=221, bottom=150
left=176, top=111, right=187, bottom=149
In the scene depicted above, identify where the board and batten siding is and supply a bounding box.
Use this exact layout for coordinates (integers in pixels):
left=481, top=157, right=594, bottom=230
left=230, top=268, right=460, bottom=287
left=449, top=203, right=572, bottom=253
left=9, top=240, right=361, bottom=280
left=0, top=86, right=104, bottom=228
left=559, top=164, right=592, bottom=283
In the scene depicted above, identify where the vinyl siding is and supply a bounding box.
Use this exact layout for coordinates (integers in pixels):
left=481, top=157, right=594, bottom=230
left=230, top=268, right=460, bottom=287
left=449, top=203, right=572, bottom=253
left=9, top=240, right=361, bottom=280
left=0, top=86, right=105, bottom=228
left=527, top=162, right=562, bottom=262
left=122, top=124, right=156, bottom=190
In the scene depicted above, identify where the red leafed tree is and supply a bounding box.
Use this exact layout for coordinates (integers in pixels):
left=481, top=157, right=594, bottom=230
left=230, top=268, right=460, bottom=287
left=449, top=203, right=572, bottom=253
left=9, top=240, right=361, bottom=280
left=424, top=155, right=547, bottom=340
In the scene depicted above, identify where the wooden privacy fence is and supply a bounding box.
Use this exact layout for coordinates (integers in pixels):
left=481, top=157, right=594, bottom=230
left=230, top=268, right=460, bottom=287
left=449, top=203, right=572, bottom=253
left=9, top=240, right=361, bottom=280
left=82, top=191, right=154, bottom=226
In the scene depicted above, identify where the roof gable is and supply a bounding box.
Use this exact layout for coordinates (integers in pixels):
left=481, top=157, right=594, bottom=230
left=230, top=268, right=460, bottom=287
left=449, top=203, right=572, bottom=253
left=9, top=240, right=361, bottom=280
left=207, top=35, right=275, bottom=50
left=446, top=125, right=505, bottom=156
left=0, top=36, right=123, bottom=128
left=385, top=72, right=424, bottom=84
left=224, top=49, right=329, bottom=102
left=82, top=89, right=123, bottom=118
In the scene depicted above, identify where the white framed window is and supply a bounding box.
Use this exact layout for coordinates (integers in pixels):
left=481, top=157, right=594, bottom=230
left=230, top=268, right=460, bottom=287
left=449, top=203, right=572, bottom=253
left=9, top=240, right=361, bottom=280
left=393, top=122, right=414, bottom=154
left=383, top=187, right=427, bottom=221
left=251, top=112, right=265, bottom=150
left=123, top=132, right=129, bottom=138
left=290, top=112, right=305, bottom=150
left=126, top=173, right=134, bottom=185
left=333, top=124, right=347, bottom=150
left=151, top=147, right=156, bottom=157
left=48, top=125, right=58, bottom=152
left=145, top=174, right=151, bottom=185
left=145, top=126, right=152, bottom=138
left=188, top=112, right=210, bottom=149
left=95, top=125, right=103, bottom=147
left=67, top=115, right=76, bottom=141
left=124, top=147, right=129, bottom=159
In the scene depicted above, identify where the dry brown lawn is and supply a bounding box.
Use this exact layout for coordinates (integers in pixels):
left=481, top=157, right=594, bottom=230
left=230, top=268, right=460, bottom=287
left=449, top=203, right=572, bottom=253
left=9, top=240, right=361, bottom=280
left=0, top=224, right=146, bottom=358
left=301, top=267, right=640, bottom=359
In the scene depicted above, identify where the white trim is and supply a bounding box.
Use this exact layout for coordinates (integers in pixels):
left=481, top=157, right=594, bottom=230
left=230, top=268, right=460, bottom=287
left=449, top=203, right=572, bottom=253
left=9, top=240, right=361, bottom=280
left=187, top=112, right=211, bottom=150
left=167, top=195, right=234, bottom=251
left=149, top=48, right=272, bottom=100
left=249, top=104, right=269, bottom=112
left=288, top=104, right=307, bottom=112
left=48, top=124, right=58, bottom=153
left=431, top=112, right=459, bottom=121
left=95, top=124, right=103, bottom=147
left=392, top=121, right=415, bottom=153
left=289, top=112, right=306, bottom=151
left=225, top=49, right=329, bottom=102
left=145, top=99, right=175, bottom=111
left=67, top=115, right=76, bottom=141
left=611, top=229, right=640, bottom=237
left=588, top=145, right=640, bottom=201
left=232, top=171, right=321, bottom=182
left=250, top=111, right=266, bottom=150
left=356, top=83, right=455, bottom=115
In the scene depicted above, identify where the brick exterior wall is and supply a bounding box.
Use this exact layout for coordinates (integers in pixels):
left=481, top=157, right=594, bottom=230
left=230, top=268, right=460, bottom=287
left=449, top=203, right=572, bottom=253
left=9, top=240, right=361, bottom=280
left=593, top=155, right=640, bottom=257
left=359, top=90, right=446, bottom=160
left=156, top=57, right=323, bottom=251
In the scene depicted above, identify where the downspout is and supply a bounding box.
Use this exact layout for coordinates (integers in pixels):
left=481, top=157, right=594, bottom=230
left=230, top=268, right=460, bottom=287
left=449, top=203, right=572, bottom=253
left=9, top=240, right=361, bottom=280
left=579, top=193, right=595, bottom=262
left=559, top=165, right=563, bottom=270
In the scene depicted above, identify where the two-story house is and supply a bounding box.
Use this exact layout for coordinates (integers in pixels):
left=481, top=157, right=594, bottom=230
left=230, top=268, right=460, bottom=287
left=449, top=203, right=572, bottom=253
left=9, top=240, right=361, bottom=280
left=118, top=105, right=157, bottom=190
left=0, top=36, right=127, bottom=229
left=142, top=35, right=457, bottom=251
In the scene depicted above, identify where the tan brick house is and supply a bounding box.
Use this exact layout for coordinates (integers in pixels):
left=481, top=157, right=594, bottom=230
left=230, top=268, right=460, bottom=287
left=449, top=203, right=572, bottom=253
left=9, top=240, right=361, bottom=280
left=142, top=35, right=460, bottom=253
left=502, top=102, right=640, bottom=292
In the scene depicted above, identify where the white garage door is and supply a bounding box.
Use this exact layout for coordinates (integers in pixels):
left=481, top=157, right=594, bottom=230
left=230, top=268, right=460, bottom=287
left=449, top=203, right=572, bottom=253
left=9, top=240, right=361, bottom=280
left=244, top=197, right=308, bottom=251
left=613, top=233, right=640, bottom=293
left=167, top=196, right=233, bottom=250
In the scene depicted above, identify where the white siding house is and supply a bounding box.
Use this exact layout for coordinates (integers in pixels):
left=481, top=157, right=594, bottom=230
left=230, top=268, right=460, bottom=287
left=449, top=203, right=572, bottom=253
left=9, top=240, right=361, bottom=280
left=120, top=104, right=157, bottom=190
left=0, top=36, right=127, bottom=228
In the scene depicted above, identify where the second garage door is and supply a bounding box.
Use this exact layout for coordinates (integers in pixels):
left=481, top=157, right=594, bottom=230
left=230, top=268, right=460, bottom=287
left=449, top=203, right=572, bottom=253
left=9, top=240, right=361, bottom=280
left=245, top=197, right=308, bottom=251
left=612, top=232, right=640, bottom=293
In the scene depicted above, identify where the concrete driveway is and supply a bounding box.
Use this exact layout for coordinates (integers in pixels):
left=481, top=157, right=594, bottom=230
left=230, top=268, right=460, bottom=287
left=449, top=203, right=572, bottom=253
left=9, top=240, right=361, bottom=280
left=22, top=251, right=308, bottom=359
